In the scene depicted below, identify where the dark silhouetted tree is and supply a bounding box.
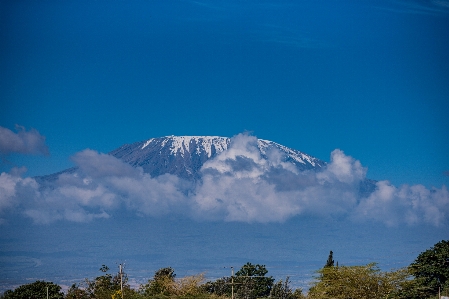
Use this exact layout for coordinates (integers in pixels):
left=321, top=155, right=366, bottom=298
left=325, top=250, right=334, bottom=268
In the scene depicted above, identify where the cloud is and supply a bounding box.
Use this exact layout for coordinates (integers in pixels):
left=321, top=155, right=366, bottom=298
left=0, top=170, right=39, bottom=223
left=0, top=125, right=49, bottom=156
left=0, top=134, right=447, bottom=226
left=354, top=181, right=449, bottom=226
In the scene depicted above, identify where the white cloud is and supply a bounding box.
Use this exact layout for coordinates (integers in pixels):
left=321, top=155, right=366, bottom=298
left=317, top=149, right=366, bottom=184
left=71, top=149, right=142, bottom=179
left=0, top=134, right=447, bottom=227
left=0, top=125, right=49, bottom=156
left=353, top=181, right=449, bottom=226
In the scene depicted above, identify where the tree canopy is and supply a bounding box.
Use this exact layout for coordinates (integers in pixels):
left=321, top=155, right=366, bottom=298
left=234, top=262, right=274, bottom=299
left=1, top=281, right=64, bottom=299
left=410, top=239, right=449, bottom=296
left=308, top=263, right=413, bottom=299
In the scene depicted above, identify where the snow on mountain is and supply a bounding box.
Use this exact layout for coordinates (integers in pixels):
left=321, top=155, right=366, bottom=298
left=36, top=135, right=378, bottom=197
left=108, top=136, right=326, bottom=180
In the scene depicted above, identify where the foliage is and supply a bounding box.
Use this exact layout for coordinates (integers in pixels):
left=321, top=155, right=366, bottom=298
left=409, top=239, right=449, bottom=297
left=1, top=281, right=64, bottom=299
left=67, top=265, right=139, bottom=299
left=140, top=267, right=176, bottom=297
left=65, top=283, right=90, bottom=299
left=234, top=262, right=274, bottom=299
left=154, top=268, right=176, bottom=282
left=308, top=263, right=414, bottom=299
left=140, top=267, right=207, bottom=298
left=6, top=245, right=449, bottom=299
left=203, top=263, right=274, bottom=299
left=270, top=277, right=305, bottom=299
left=202, top=277, right=232, bottom=297
left=173, top=273, right=206, bottom=296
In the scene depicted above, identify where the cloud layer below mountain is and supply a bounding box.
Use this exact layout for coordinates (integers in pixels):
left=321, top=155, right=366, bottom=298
left=0, top=134, right=448, bottom=226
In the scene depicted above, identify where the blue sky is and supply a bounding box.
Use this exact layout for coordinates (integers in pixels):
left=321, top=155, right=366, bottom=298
left=1, top=0, right=448, bottom=188
left=1, top=0, right=449, bottom=291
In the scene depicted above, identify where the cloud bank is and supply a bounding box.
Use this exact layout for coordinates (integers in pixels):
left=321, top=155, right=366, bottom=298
left=0, top=134, right=448, bottom=226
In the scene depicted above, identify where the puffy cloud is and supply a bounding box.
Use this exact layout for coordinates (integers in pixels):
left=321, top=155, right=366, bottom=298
left=354, top=181, right=449, bottom=227
left=71, top=149, right=142, bottom=179
left=317, top=149, right=366, bottom=184
left=194, top=135, right=362, bottom=222
left=0, top=133, right=447, bottom=226
left=0, top=169, right=40, bottom=224
left=0, top=125, right=49, bottom=156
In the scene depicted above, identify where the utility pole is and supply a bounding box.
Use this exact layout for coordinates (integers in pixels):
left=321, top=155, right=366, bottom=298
left=231, top=267, right=234, bottom=299
left=119, top=264, right=124, bottom=299
left=46, top=286, right=48, bottom=299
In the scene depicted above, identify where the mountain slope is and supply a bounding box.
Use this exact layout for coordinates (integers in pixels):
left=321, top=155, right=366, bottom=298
left=37, top=135, right=377, bottom=197
left=108, top=136, right=326, bottom=180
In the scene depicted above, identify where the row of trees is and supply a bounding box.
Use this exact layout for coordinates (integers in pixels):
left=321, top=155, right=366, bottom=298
left=2, top=240, right=448, bottom=299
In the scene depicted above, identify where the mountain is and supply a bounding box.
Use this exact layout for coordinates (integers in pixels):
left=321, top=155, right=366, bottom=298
left=37, top=135, right=327, bottom=182
left=109, top=136, right=326, bottom=180
left=36, top=135, right=376, bottom=195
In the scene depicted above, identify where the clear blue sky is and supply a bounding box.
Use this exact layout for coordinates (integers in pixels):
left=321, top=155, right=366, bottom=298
left=1, top=0, right=448, bottom=188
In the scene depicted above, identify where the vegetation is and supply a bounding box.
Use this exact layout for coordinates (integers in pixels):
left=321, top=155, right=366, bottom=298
left=409, top=239, right=449, bottom=297
left=1, top=281, right=64, bottom=299
left=1, top=240, right=448, bottom=299
left=308, top=263, right=413, bottom=299
left=324, top=251, right=334, bottom=268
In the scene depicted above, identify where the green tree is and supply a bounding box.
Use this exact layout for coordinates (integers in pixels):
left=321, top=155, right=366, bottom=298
left=140, top=267, right=209, bottom=298
left=234, top=263, right=274, bottom=299
left=409, top=240, right=449, bottom=297
left=1, top=281, right=64, bottom=299
left=202, top=277, right=231, bottom=297
left=154, top=268, right=176, bottom=282
left=140, top=267, right=176, bottom=297
left=270, top=277, right=304, bottom=299
left=65, top=283, right=90, bottom=299
left=203, top=263, right=274, bottom=299
left=79, top=265, right=138, bottom=299
left=308, top=263, right=412, bottom=299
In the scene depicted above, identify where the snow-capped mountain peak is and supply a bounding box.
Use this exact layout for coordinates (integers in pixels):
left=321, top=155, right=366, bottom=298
left=141, top=136, right=230, bottom=158
left=37, top=135, right=327, bottom=183
left=108, top=135, right=325, bottom=180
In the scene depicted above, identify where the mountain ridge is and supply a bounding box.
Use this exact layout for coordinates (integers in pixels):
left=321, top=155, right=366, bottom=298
left=108, top=135, right=326, bottom=180
left=36, top=135, right=375, bottom=196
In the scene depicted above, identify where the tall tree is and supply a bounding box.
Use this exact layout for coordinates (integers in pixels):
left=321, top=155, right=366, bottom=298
left=140, top=267, right=176, bottom=296
left=325, top=251, right=334, bottom=268
left=409, top=239, right=449, bottom=296
left=234, top=262, right=274, bottom=299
